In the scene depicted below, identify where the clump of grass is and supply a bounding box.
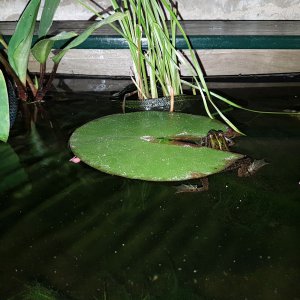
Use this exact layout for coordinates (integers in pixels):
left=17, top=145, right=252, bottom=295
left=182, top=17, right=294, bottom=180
left=77, top=0, right=182, bottom=101
left=110, top=0, right=182, bottom=101
left=76, top=0, right=242, bottom=130
left=76, top=0, right=300, bottom=133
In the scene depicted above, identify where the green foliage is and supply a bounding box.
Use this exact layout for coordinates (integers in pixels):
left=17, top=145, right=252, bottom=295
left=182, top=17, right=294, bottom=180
left=0, top=70, right=9, bottom=143
left=52, top=12, right=126, bottom=64
left=38, top=0, right=61, bottom=38
left=1, top=0, right=125, bottom=102
left=70, top=112, right=243, bottom=181
left=76, top=0, right=181, bottom=99
left=0, top=0, right=126, bottom=142
left=32, top=31, right=78, bottom=64
left=3, top=0, right=299, bottom=137
left=110, top=0, right=182, bottom=99
left=77, top=0, right=247, bottom=132
left=7, top=0, right=41, bottom=85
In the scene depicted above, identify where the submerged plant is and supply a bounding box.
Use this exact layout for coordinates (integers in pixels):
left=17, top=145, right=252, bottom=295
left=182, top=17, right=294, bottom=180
left=8, top=283, right=60, bottom=300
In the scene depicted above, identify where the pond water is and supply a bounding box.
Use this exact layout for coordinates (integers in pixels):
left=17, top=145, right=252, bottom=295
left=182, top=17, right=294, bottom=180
left=0, top=82, right=299, bottom=300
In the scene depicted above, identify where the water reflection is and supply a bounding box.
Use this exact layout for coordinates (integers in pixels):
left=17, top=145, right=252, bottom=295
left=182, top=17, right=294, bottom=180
left=0, top=91, right=299, bottom=299
left=0, top=143, right=29, bottom=195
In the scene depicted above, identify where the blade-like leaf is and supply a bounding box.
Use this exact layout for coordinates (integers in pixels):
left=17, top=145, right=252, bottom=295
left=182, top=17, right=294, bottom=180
left=32, top=31, right=78, bottom=64
left=183, top=80, right=300, bottom=117
left=8, top=0, right=41, bottom=84
left=209, top=90, right=300, bottom=116
left=52, top=12, right=126, bottom=64
left=0, top=71, right=10, bottom=143
left=38, top=0, right=60, bottom=38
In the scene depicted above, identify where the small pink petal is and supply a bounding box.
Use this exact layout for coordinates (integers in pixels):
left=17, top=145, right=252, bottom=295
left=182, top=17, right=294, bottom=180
left=69, top=156, right=81, bottom=163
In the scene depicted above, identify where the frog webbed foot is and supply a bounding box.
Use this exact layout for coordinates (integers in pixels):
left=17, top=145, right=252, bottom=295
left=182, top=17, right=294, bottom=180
left=237, top=157, right=269, bottom=177
left=199, top=177, right=209, bottom=191
left=237, top=157, right=252, bottom=177
left=175, top=177, right=209, bottom=193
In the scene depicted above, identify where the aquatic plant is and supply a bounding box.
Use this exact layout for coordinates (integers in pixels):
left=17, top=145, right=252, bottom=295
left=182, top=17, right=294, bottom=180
left=77, top=0, right=182, bottom=100
left=1, top=0, right=61, bottom=101
left=0, top=0, right=125, bottom=142
left=0, top=0, right=124, bottom=102
left=69, top=112, right=244, bottom=181
left=111, top=0, right=182, bottom=102
left=76, top=0, right=245, bottom=132
left=76, top=0, right=300, bottom=133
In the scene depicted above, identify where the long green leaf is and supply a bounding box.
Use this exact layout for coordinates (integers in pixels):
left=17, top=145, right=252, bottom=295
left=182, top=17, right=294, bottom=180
left=75, top=0, right=151, bottom=98
left=8, top=0, right=41, bottom=85
left=209, top=90, right=300, bottom=115
left=177, top=53, right=213, bottom=119
left=0, top=71, right=10, bottom=143
left=38, top=0, right=61, bottom=38
left=52, top=12, right=126, bottom=64
left=183, top=80, right=300, bottom=117
left=159, top=0, right=216, bottom=107
left=32, top=31, right=78, bottom=64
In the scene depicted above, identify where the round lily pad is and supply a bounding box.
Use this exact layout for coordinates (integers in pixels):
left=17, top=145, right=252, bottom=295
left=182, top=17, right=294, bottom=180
left=69, top=112, right=244, bottom=181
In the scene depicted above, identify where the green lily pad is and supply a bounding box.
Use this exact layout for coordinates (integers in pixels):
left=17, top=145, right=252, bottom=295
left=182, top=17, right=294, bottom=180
left=69, top=112, right=244, bottom=181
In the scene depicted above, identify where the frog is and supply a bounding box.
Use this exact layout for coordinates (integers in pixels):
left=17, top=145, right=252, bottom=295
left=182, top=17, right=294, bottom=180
left=175, top=129, right=268, bottom=193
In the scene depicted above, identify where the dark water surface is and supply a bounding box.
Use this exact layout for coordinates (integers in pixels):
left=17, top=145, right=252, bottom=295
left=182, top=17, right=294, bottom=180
left=0, top=84, right=299, bottom=300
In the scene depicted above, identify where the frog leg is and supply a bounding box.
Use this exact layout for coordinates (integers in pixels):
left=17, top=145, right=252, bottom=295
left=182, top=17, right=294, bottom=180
left=216, top=131, right=229, bottom=151
left=207, top=130, right=218, bottom=149
left=207, top=130, right=231, bottom=151
left=237, top=157, right=252, bottom=177
left=198, top=177, right=209, bottom=191
left=224, top=136, right=234, bottom=147
left=174, top=177, right=209, bottom=193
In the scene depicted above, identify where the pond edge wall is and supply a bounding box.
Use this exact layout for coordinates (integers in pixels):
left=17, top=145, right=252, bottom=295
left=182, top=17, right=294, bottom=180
left=1, top=20, right=300, bottom=77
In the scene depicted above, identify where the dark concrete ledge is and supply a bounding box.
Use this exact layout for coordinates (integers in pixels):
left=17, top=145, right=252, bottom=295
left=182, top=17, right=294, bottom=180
left=49, top=73, right=300, bottom=93
left=1, top=20, right=300, bottom=35
left=1, top=20, right=300, bottom=49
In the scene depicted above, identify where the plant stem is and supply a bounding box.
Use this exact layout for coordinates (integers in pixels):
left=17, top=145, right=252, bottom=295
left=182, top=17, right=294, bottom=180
left=26, top=73, right=37, bottom=97
left=170, top=86, right=174, bottom=112
left=0, top=52, right=28, bottom=101
left=35, top=63, right=59, bottom=101
left=38, top=63, right=46, bottom=91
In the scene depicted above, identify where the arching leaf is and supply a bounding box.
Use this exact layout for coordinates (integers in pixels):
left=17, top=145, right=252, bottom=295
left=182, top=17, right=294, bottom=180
left=38, top=0, right=61, bottom=38
left=52, top=12, right=126, bottom=64
left=8, top=0, right=41, bottom=85
left=32, top=31, right=78, bottom=64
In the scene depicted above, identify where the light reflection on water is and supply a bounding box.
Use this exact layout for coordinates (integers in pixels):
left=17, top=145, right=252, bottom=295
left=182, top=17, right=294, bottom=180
left=0, top=86, right=299, bottom=300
